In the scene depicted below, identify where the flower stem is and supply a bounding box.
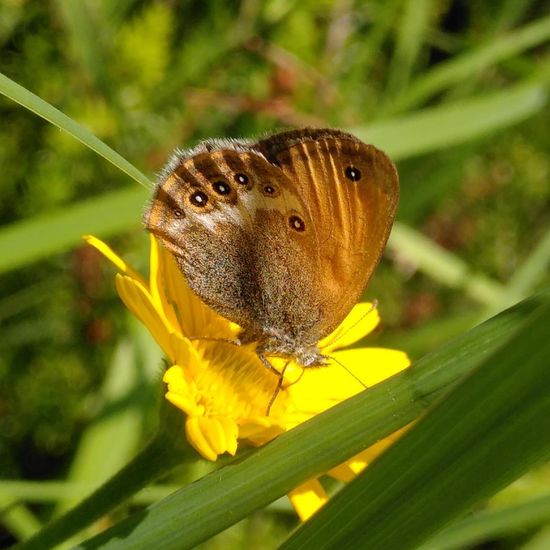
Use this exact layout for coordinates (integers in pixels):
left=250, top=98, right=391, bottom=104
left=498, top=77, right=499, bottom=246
left=16, top=401, right=192, bottom=550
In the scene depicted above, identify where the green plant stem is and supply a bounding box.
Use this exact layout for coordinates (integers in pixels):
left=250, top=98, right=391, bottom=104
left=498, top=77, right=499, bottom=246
left=16, top=402, right=192, bottom=550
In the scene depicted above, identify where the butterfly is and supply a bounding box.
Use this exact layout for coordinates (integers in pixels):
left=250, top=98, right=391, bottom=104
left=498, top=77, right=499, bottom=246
left=145, top=128, right=399, bottom=369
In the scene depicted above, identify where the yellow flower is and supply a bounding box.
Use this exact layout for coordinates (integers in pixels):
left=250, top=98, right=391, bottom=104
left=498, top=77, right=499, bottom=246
left=84, top=234, right=410, bottom=521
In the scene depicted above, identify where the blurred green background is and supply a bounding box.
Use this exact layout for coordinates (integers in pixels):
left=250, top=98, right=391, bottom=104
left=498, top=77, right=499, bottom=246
left=1, top=0, right=550, bottom=547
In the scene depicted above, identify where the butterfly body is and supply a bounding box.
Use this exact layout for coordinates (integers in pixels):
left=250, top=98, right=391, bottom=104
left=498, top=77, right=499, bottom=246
left=145, top=129, right=399, bottom=367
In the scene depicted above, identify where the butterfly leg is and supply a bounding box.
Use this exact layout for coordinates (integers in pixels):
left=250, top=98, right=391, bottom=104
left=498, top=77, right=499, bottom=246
left=257, top=353, right=289, bottom=416
left=189, top=336, right=242, bottom=346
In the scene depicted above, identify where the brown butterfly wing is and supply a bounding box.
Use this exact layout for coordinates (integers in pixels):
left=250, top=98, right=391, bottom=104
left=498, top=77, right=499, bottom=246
left=146, top=129, right=398, bottom=363
left=255, top=129, right=399, bottom=339
left=145, top=146, right=319, bottom=337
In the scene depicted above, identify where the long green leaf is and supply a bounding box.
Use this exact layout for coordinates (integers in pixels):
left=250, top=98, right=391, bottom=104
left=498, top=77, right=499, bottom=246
left=0, top=186, right=147, bottom=273
left=356, top=83, right=548, bottom=160
left=385, top=0, right=431, bottom=95
left=283, top=303, right=550, bottom=550
left=386, top=14, right=550, bottom=113
left=0, top=72, right=150, bottom=188
left=71, top=290, right=550, bottom=550
left=388, top=222, right=510, bottom=307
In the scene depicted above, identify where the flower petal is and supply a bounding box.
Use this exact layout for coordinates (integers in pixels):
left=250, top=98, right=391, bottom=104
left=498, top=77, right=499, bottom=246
left=319, top=302, right=380, bottom=352
left=148, top=235, right=170, bottom=320
left=185, top=416, right=239, bottom=461
left=169, top=333, right=204, bottom=380
left=164, top=365, right=204, bottom=417
left=115, top=274, right=175, bottom=360
left=239, top=417, right=285, bottom=446
left=185, top=416, right=219, bottom=461
left=328, top=426, right=408, bottom=482
left=331, top=348, right=411, bottom=386
left=165, top=390, right=203, bottom=417
left=288, top=479, right=328, bottom=521
left=83, top=235, right=147, bottom=285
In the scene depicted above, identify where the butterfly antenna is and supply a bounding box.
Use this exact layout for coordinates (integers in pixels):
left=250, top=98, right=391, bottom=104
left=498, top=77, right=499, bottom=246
left=266, top=371, right=284, bottom=417
left=327, top=355, right=367, bottom=390
left=323, top=299, right=378, bottom=349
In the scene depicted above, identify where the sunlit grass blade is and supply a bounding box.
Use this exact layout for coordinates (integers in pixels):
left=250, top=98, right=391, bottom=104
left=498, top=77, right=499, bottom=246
left=283, top=302, right=550, bottom=550
left=385, top=14, right=550, bottom=114
left=522, top=526, right=550, bottom=550
left=0, top=186, right=147, bottom=274
left=388, top=222, right=510, bottom=307
left=67, top=289, right=550, bottom=550
left=418, top=492, right=550, bottom=550
left=506, top=226, right=550, bottom=301
left=357, top=82, right=548, bottom=160
left=0, top=72, right=150, bottom=188
left=0, top=494, right=42, bottom=542
left=479, top=226, right=550, bottom=321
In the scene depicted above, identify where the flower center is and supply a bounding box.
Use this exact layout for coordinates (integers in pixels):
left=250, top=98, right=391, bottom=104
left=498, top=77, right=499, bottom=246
left=193, top=342, right=283, bottom=418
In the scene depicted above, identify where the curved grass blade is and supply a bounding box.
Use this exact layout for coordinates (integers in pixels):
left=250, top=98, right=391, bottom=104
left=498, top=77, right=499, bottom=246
left=282, top=302, right=550, bottom=550
left=67, top=290, right=549, bottom=550
left=356, top=82, right=548, bottom=160
left=0, top=186, right=147, bottom=273
left=388, top=222, right=510, bottom=307
left=0, top=72, right=151, bottom=188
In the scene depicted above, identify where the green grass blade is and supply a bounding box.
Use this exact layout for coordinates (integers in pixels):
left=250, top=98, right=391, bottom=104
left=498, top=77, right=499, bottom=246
left=0, top=480, right=182, bottom=507
left=388, top=222, right=510, bottom=307
left=53, top=0, right=112, bottom=98
left=521, top=526, right=550, bottom=550
left=385, top=0, right=431, bottom=96
left=507, top=226, right=550, bottom=299
left=282, top=302, right=550, bottom=550
left=72, top=289, right=550, bottom=550
left=357, top=82, right=548, bottom=160
left=479, top=225, right=550, bottom=321
left=55, top=339, right=144, bottom=516
left=0, top=72, right=150, bottom=188
left=418, top=492, right=550, bottom=550
left=0, top=186, right=147, bottom=273
left=0, top=494, right=42, bottom=542
left=386, top=14, right=550, bottom=113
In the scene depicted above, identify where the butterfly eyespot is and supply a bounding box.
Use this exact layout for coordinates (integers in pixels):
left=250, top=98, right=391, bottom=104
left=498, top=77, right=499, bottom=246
left=289, top=215, right=305, bottom=232
left=345, top=166, right=362, bottom=181
left=234, top=173, right=249, bottom=185
left=189, top=191, right=208, bottom=207
left=212, top=180, right=231, bottom=195
left=173, top=208, right=183, bottom=218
